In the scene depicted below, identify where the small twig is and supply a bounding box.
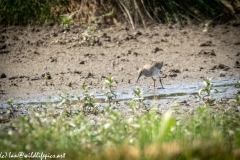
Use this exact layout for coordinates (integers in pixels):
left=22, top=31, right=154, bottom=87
left=140, top=0, right=154, bottom=21
left=116, top=0, right=135, bottom=29
left=134, top=0, right=146, bottom=28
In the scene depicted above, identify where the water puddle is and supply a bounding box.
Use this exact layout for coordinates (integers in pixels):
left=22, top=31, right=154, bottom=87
left=0, top=78, right=239, bottom=108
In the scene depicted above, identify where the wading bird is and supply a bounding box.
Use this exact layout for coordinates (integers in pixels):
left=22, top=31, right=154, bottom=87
left=136, top=61, right=164, bottom=89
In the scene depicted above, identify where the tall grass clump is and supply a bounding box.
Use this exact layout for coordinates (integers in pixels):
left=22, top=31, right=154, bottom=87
left=72, top=0, right=240, bottom=28
left=142, top=0, right=240, bottom=25
left=1, top=0, right=239, bottom=26
left=0, top=0, right=68, bottom=25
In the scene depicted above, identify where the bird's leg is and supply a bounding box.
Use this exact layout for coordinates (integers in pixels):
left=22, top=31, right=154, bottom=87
left=152, top=77, right=156, bottom=89
left=159, top=76, right=164, bottom=89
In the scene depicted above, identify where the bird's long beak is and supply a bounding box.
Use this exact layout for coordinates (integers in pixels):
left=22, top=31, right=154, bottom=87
left=136, top=73, right=141, bottom=82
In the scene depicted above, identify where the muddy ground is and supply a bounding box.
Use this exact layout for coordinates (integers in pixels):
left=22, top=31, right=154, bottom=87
left=0, top=22, right=240, bottom=103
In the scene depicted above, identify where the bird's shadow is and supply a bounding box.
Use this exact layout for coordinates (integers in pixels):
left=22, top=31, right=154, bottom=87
left=156, top=87, right=165, bottom=89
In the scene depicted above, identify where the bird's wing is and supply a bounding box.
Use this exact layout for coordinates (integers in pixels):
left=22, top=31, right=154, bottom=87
left=153, top=61, right=164, bottom=69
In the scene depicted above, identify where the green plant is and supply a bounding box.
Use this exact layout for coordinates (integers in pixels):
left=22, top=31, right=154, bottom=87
left=57, top=91, right=74, bottom=116
left=203, top=21, right=212, bottom=32
left=45, top=75, right=51, bottom=80
left=235, top=81, right=240, bottom=88
left=7, top=98, right=12, bottom=106
left=103, top=77, right=117, bottom=106
left=79, top=24, right=98, bottom=46
left=60, top=12, right=74, bottom=30
left=58, top=91, right=72, bottom=106
left=232, top=94, right=240, bottom=106
left=81, top=84, right=98, bottom=114
left=199, top=77, right=218, bottom=105
left=128, top=87, right=145, bottom=109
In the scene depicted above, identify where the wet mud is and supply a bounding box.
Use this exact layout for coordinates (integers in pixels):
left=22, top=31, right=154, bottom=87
left=0, top=22, right=240, bottom=121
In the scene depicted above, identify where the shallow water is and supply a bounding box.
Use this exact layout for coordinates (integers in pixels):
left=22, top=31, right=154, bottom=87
left=0, top=78, right=239, bottom=108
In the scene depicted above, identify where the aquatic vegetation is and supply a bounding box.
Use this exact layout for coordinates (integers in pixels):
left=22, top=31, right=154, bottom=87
left=103, top=77, right=117, bottom=106
left=235, top=81, right=240, bottom=88
left=128, top=87, right=145, bottom=109
left=1, top=77, right=240, bottom=160
left=81, top=84, right=98, bottom=114
left=232, top=94, right=240, bottom=106
left=198, top=77, right=218, bottom=105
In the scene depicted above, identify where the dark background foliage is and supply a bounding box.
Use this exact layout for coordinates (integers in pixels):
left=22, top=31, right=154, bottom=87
left=0, top=0, right=239, bottom=26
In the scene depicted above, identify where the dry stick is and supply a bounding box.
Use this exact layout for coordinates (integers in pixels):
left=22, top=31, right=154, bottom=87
left=134, top=0, right=146, bottom=29
left=140, top=0, right=154, bottom=21
left=116, top=1, right=131, bottom=27
left=146, top=2, right=161, bottom=23
left=159, top=5, right=170, bottom=23
left=219, top=0, right=235, bottom=14
left=116, top=0, right=135, bottom=30
left=173, top=3, right=202, bottom=22
left=168, top=2, right=181, bottom=25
